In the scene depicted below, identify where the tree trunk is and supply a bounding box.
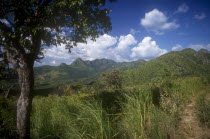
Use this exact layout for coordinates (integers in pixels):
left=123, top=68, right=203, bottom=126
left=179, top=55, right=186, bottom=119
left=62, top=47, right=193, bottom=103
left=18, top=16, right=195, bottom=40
left=16, top=62, right=34, bottom=139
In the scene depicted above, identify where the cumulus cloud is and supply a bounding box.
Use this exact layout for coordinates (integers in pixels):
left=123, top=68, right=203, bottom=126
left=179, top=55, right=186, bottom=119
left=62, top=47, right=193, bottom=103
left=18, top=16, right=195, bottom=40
left=75, top=34, right=118, bottom=60
left=194, top=13, right=207, bottom=20
left=172, top=44, right=183, bottom=51
left=141, top=9, right=179, bottom=35
left=44, top=44, right=72, bottom=59
left=131, top=37, right=168, bottom=59
left=116, top=34, right=137, bottom=50
left=43, top=34, right=169, bottom=65
left=44, top=34, right=118, bottom=61
left=175, top=3, right=189, bottom=13
left=44, top=34, right=137, bottom=63
left=112, top=34, right=137, bottom=61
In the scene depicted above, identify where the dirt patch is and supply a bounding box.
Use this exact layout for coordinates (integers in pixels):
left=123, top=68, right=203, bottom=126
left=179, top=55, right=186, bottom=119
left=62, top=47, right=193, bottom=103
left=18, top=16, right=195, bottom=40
left=176, top=97, right=210, bottom=139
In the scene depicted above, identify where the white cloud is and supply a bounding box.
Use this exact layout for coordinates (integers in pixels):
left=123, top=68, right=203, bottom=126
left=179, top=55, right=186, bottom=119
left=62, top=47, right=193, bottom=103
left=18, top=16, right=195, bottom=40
left=44, top=34, right=118, bottom=61
left=170, top=44, right=210, bottom=52
left=175, top=3, right=189, bottom=13
left=129, top=28, right=140, bottom=35
left=188, top=44, right=206, bottom=51
left=75, top=34, right=137, bottom=62
left=112, top=34, right=137, bottom=61
left=50, top=60, right=56, bottom=65
left=194, top=13, right=207, bottom=20
left=141, top=9, right=179, bottom=35
left=43, top=34, right=171, bottom=65
left=75, top=34, right=118, bottom=60
left=172, top=44, right=183, bottom=51
left=45, top=34, right=136, bottom=63
left=44, top=45, right=71, bottom=59
left=116, top=34, right=137, bottom=50
left=131, top=37, right=168, bottom=59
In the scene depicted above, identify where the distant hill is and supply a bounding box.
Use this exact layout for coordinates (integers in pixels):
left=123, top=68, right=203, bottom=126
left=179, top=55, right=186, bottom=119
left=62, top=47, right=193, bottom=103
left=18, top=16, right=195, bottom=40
left=124, top=48, right=210, bottom=85
left=34, top=58, right=146, bottom=88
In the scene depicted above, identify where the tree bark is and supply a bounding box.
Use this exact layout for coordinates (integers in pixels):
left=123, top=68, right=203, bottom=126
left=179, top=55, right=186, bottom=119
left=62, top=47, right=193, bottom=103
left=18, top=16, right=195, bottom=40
left=16, top=62, right=34, bottom=139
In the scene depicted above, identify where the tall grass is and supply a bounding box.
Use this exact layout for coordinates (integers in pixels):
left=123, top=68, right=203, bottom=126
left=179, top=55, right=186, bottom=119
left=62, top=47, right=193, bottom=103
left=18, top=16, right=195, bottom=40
left=1, top=76, right=208, bottom=139
left=31, top=95, right=116, bottom=139
left=170, top=77, right=204, bottom=103
left=119, top=88, right=152, bottom=138
left=119, top=87, right=177, bottom=139
left=196, top=92, right=210, bottom=128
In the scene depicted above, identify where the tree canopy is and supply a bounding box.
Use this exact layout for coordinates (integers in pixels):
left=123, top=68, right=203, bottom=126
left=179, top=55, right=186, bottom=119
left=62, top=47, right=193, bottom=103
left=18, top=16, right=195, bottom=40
left=0, top=0, right=113, bottom=66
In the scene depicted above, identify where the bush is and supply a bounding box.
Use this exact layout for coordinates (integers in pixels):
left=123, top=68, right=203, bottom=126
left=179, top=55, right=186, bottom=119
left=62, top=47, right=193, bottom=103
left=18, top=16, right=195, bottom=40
left=101, top=70, right=123, bottom=90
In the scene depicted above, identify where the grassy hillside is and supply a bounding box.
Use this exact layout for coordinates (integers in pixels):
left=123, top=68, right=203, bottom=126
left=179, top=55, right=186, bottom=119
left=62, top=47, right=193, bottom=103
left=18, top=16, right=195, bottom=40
left=123, top=48, right=210, bottom=85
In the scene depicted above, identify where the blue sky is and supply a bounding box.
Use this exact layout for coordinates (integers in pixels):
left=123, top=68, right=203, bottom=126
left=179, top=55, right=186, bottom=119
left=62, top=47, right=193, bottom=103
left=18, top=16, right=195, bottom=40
left=38, top=0, right=210, bottom=66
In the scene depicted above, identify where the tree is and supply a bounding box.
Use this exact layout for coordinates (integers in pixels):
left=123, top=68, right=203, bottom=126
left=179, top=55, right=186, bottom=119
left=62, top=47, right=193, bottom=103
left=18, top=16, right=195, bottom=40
left=101, top=69, right=123, bottom=90
left=0, top=0, right=114, bottom=138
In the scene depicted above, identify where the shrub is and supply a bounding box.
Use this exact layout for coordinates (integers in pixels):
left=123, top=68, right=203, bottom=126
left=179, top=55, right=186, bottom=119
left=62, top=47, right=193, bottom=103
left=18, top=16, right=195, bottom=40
left=101, top=70, right=123, bottom=90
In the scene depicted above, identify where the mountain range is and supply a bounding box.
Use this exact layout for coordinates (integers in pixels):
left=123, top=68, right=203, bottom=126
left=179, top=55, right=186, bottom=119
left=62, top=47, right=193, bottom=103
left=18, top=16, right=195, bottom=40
left=34, top=58, right=146, bottom=88
left=34, top=48, right=210, bottom=89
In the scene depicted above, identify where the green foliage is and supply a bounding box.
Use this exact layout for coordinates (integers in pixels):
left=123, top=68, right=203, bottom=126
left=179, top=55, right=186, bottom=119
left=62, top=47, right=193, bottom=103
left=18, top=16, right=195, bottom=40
left=101, top=70, right=123, bottom=90
left=62, top=84, right=83, bottom=96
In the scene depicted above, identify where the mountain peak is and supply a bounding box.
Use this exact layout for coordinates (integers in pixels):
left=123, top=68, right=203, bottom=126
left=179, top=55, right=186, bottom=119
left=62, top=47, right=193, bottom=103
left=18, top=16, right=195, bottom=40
left=198, top=49, right=210, bottom=54
left=75, top=58, right=84, bottom=62
left=59, top=63, right=68, bottom=67
left=71, top=58, right=86, bottom=66
left=181, top=48, right=196, bottom=53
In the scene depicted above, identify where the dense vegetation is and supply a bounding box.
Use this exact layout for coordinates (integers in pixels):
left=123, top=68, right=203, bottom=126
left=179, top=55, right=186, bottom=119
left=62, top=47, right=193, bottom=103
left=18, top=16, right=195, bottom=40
left=1, top=48, right=210, bottom=138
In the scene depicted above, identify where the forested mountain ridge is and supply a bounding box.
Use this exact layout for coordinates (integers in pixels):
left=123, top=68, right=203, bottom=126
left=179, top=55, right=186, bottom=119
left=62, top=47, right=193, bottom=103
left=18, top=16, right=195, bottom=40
left=34, top=58, right=146, bottom=88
